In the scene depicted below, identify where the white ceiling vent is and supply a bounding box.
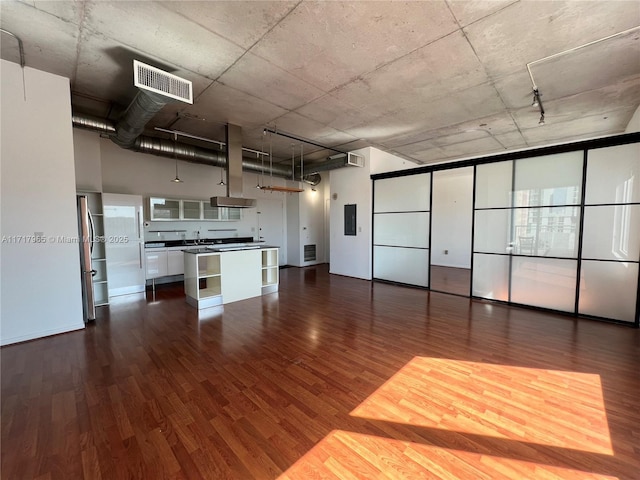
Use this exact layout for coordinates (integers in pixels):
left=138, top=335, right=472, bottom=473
left=133, top=60, right=193, bottom=104
left=347, top=152, right=364, bottom=167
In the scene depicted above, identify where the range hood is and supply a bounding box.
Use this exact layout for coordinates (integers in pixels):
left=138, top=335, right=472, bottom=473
left=211, top=124, right=256, bottom=208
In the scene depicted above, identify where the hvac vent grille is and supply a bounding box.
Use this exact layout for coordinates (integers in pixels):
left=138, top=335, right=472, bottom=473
left=347, top=152, right=364, bottom=167
left=134, top=60, right=193, bottom=104
left=304, top=244, right=316, bottom=262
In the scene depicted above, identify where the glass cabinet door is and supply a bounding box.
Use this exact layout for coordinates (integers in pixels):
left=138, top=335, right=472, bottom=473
left=150, top=198, right=180, bottom=220
left=202, top=202, right=220, bottom=220
left=182, top=200, right=202, bottom=220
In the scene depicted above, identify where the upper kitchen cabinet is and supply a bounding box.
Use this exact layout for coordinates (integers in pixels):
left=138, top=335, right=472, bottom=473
left=149, top=197, right=242, bottom=221
left=149, top=198, right=181, bottom=220
left=182, top=200, right=202, bottom=220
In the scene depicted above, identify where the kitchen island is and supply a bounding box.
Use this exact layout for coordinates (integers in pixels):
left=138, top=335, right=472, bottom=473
left=183, top=245, right=279, bottom=309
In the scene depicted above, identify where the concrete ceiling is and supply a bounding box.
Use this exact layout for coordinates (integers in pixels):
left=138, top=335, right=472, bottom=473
left=1, top=1, right=639, bottom=166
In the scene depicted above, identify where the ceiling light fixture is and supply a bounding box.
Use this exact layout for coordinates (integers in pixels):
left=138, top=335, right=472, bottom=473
left=217, top=166, right=226, bottom=186
left=171, top=133, right=183, bottom=183
left=525, top=27, right=640, bottom=130
left=531, top=88, right=545, bottom=127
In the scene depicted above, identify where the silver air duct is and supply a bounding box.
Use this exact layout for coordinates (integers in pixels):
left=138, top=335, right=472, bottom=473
left=72, top=113, right=326, bottom=184
left=111, top=90, right=171, bottom=148
left=72, top=113, right=292, bottom=176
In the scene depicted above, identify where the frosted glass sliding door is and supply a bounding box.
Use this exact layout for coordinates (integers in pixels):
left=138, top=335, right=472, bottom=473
left=579, top=143, right=640, bottom=322
left=374, top=137, right=638, bottom=325
left=373, top=173, right=430, bottom=286
left=374, top=246, right=429, bottom=287
left=473, top=152, right=583, bottom=314
left=511, top=257, right=577, bottom=313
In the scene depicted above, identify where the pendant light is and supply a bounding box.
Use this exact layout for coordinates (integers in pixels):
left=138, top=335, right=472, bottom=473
left=171, top=133, right=183, bottom=183
left=218, top=165, right=226, bottom=186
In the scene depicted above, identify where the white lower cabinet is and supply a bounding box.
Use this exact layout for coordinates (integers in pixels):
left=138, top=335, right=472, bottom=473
left=145, top=248, right=186, bottom=280
left=145, top=249, right=168, bottom=279
left=167, top=249, right=185, bottom=275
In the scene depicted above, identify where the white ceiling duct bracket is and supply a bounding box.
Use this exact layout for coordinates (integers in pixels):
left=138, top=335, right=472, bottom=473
left=134, top=60, right=193, bottom=104
left=347, top=152, right=364, bottom=167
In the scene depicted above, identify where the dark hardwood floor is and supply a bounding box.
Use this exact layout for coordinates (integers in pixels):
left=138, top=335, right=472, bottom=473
left=430, top=265, right=471, bottom=296
left=2, top=265, right=639, bottom=479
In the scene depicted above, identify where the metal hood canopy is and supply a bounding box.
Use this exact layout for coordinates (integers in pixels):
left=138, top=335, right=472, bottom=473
left=210, top=124, right=256, bottom=208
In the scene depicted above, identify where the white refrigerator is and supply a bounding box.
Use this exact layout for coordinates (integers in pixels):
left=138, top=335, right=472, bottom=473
left=103, top=193, right=146, bottom=297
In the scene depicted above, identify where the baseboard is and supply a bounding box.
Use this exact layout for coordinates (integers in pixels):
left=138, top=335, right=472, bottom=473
left=1, top=322, right=85, bottom=346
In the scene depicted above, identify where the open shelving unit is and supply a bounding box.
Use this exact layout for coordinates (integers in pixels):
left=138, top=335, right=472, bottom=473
left=261, top=248, right=279, bottom=295
left=83, top=192, right=109, bottom=307
left=185, top=252, right=223, bottom=308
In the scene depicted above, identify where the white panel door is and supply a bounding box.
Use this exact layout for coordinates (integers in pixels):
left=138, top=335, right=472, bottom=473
left=256, top=198, right=285, bottom=264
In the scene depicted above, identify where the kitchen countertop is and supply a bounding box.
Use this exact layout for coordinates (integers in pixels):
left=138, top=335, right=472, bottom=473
left=184, top=244, right=278, bottom=254
left=145, top=237, right=254, bottom=248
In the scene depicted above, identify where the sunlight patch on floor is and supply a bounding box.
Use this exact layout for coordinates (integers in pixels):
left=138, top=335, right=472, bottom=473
left=278, top=430, right=618, bottom=480
left=350, top=357, right=613, bottom=455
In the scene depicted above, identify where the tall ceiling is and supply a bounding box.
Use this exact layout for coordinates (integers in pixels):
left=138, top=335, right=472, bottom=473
left=1, top=1, right=639, bottom=166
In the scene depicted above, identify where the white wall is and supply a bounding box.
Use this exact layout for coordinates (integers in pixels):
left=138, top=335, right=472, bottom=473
left=1, top=61, right=84, bottom=345
left=329, top=147, right=417, bottom=279
left=73, top=129, right=102, bottom=192
left=431, top=168, right=474, bottom=268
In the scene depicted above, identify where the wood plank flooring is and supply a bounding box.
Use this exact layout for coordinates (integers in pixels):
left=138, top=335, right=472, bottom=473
left=430, top=266, right=471, bottom=296
left=2, top=265, right=639, bottom=479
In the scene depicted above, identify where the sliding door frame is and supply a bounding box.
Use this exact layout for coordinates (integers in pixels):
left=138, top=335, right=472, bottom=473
left=371, top=132, right=640, bottom=327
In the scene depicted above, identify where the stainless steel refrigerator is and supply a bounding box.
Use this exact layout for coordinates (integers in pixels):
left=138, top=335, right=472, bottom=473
left=77, top=195, right=97, bottom=322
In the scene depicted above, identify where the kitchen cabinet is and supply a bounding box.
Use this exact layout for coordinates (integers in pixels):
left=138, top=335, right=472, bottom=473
left=150, top=197, right=242, bottom=221
left=145, top=247, right=186, bottom=279
left=149, top=198, right=181, bottom=220
left=182, top=200, right=201, bottom=220
left=202, top=202, right=242, bottom=220
left=103, top=193, right=145, bottom=296
left=145, top=249, right=168, bottom=279
left=167, top=249, right=185, bottom=275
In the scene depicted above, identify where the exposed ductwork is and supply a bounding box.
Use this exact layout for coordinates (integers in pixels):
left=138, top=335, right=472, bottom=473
left=72, top=112, right=327, bottom=185
left=111, top=90, right=172, bottom=148
left=71, top=62, right=338, bottom=191
left=72, top=112, right=293, bottom=177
